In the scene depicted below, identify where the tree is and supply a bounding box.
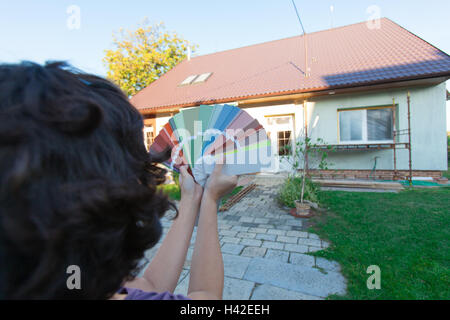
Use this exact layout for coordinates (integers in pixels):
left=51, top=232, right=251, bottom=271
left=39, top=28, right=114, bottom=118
left=281, top=135, right=333, bottom=203
left=103, top=21, right=196, bottom=97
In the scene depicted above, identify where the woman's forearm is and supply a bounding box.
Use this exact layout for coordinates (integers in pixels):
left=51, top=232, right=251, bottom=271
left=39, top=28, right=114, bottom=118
left=188, top=194, right=224, bottom=299
left=141, top=197, right=199, bottom=292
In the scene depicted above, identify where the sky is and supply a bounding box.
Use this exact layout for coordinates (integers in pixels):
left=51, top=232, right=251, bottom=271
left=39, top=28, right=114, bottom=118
left=0, top=0, right=449, bottom=128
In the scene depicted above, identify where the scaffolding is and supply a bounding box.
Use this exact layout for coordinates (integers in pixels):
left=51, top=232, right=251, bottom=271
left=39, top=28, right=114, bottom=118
left=313, top=92, right=413, bottom=185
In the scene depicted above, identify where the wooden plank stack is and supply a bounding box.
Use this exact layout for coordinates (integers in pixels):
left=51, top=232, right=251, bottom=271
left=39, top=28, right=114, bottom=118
left=219, top=183, right=257, bottom=212
left=312, top=179, right=404, bottom=191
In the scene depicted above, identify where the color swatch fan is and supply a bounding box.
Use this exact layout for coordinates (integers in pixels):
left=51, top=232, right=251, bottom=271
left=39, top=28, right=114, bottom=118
left=149, top=104, right=272, bottom=186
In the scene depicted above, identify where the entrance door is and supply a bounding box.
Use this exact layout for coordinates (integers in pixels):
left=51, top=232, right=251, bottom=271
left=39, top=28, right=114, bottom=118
left=265, top=115, right=295, bottom=172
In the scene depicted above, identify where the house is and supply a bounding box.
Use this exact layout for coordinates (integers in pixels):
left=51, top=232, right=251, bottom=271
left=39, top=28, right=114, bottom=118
left=131, top=18, right=450, bottom=180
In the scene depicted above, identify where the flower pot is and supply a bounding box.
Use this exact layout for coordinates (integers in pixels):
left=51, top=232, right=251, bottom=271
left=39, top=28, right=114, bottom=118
left=294, top=200, right=311, bottom=216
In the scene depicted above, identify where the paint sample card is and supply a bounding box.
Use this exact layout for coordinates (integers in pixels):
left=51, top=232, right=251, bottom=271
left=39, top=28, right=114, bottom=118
left=149, top=104, right=272, bottom=185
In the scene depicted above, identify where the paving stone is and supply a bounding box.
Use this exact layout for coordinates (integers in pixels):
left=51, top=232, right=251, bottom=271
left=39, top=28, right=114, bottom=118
left=285, top=243, right=308, bottom=253
left=240, top=217, right=255, bottom=223
left=258, top=224, right=275, bottom=229
left=186, top=248, right=194, bottom=261
left=222, top=253, right=252, bottom=278
left=243, top=258, right=346, bottom=298
left=297, top=238, right=322, bottom=247
left=255, top=233, right=277, bottom=241
left=321, top=240, right=330, bottom=248
left=316, top=257, right=341, bottom=272
left=287, top=230, right=308, bottom=238
left=251, top=284, right=322, bottom=300
left=241, top=246, right=267, bottom=257
left=308, top=246, right=322, bottom=253
left=277, top=225, right=294, bottom=231
left=222, top=243, right=245, bottom=255
left=248, top=227, right=267, bottom=233
left=222, top=236, right=241, bottom=244
left=268, top=218, right=282, bottom=225
left=241, top=222, right=260, bottom=228
left=144, top=246, right=158, bottom=260
left=262, top=241, right=284, bottom=250
left=286, top=219, right=303, bottom=226
left=237, top=232, right=257, bottom=239
left=174, top=272, right=189, bottom=296
left=231, top=226, right=249, bottom=232
left=267, top=229, right=286, bottom=236
left=178, top=269, right=189, bottom=285
left=223, top=277, right=255, bottom=300
left=309, top=233, right=320, bottom=240
left=240, top=238, right=262, bottom=247
left=219, top=230, right=238, bottom=237
left=264, top=249, right=289, bottom=263
left=223, top=215, right=240, bottom=221
left=218, top=224, right=232, bottom=230
left=277, top=236, right=298, bottom=244
left=289, top=253, right=315, bottom=266
left=218, top=220, right=231, bottom=227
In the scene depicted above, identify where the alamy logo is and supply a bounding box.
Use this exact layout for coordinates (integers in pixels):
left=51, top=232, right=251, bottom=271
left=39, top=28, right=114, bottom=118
left=66, top=5, right=81, bottom=30
left=366, top=265, right=381, bottom=290
left=66, top=265, right=81, bottom=290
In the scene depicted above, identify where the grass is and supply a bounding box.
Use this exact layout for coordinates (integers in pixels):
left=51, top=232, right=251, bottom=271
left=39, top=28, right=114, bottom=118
left=158, top=184, right=181, bottom=200
left=309, top=187, right=450, bottom=299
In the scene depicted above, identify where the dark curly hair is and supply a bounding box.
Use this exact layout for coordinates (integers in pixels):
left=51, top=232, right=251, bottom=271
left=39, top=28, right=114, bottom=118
left=0, top=61, right=172, bottom=299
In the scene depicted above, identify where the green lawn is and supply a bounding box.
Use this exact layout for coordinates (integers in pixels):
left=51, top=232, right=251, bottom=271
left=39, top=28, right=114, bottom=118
left=158, top=184, right=181, bottom=201
left=309, top=187, right=450, bottom=299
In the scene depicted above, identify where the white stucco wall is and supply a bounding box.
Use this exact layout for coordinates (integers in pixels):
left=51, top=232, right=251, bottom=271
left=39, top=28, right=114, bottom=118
left=305, top=82, right=448, bottom=171
left=155, top=113, right=172, bottom=135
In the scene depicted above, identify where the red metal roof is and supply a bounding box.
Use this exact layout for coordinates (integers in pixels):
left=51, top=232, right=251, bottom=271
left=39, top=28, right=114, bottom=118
left=131, top=18, right=450, bottom=112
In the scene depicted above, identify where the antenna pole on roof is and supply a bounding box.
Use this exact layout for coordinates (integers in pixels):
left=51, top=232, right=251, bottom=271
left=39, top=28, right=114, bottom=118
left=291, top=0, right=309, bottom=77
left=330, top=5, right=334, bottom=28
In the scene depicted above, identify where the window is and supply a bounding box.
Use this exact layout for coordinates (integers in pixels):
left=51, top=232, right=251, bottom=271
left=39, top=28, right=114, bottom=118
left=179, top=72, right=213, bottom=86
left=339, top=107, right=393, bottom=143
left=179, top=75, right=198, bottom=86
left=278, top=131, right=292, bottom=155
left=266, top=115, right=294, bottom=156
left=193, top=72, right=212, bottom=84
left=143, top=126, right=154, bottom=150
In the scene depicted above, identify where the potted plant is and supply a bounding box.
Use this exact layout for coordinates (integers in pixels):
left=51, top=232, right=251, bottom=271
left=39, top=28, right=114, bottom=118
left=279, top=135, right=333, bottom=217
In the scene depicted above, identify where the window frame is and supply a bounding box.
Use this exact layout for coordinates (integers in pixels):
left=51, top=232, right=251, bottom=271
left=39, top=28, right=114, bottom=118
left=143, top=125, right=155, bottom=151
left=264, top=114, right=295, bottom=156
left=277, top=130, right=293, bottom=156
left=337, top=105, right=395, bottom=144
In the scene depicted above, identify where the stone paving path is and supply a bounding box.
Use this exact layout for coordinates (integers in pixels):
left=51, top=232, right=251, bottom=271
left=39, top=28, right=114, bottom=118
left=140, top=175, right=347, bottom=300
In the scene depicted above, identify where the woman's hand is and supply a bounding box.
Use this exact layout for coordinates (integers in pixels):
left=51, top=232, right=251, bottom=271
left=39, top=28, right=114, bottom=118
left=179, top=165, right=203, bottom=204
left=203, top=162, right=238, bottom=203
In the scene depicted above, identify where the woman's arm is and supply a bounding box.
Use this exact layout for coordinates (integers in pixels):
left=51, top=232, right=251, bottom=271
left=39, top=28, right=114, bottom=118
left=126, top=166, right=202, bottom=293
left=187, top=162, right=237, bottom=300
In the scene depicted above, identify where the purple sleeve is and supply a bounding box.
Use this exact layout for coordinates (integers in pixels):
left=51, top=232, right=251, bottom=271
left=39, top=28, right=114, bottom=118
left=122, top=287, right=191, bottom=300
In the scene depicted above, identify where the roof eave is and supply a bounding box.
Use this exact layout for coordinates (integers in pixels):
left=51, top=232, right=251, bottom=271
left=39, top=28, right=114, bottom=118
left=136, top=73, right=450, bottom=115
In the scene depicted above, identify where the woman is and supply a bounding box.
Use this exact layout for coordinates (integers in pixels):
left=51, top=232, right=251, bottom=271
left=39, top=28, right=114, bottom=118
left=0, top=61, right=237, bottom=299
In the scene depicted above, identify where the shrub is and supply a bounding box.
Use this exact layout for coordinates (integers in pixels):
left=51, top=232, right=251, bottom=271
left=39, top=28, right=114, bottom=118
left=277, top=176, right=319, bottom=208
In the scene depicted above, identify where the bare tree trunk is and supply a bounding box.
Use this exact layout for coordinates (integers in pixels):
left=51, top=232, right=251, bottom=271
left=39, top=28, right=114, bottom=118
left=300, top=150, right=307, bottom=203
